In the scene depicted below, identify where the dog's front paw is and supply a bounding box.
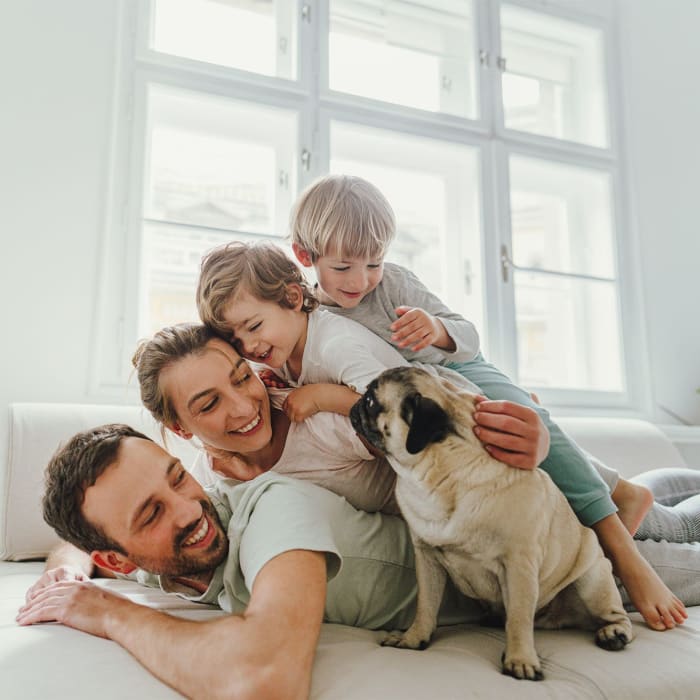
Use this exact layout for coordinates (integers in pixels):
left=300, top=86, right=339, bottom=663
left=595, top=621, right=632, bottom=651
left=381, top=630, right=431, bottom=650
left=501, top=652, right=544, bottom=681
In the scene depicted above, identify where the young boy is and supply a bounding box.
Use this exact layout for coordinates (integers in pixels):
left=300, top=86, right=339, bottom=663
left=288, top=173, right=687, bottom=631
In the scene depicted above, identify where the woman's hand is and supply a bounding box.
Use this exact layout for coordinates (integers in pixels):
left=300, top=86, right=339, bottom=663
left=25, top=565, right=89, bottom=603
left=472, top=397, right=550, bottom=470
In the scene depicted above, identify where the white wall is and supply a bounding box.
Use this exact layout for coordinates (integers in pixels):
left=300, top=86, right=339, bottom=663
left=0, top=1, right=121, bottom=459
left=618, top=0, right=700, bottom=425
left=0, top=0, right=699, bottom=470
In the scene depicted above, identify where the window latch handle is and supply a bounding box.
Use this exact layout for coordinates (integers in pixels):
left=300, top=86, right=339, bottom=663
left=301, top=149, right=311, bottom=172
left=500, top=244, right=513, bottom=283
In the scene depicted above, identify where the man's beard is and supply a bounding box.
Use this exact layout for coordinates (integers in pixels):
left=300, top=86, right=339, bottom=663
left=136, top=498, right=229, bottom=577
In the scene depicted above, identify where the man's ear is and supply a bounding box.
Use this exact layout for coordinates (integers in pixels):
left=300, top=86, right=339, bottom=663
left=169, top=422, right=193, bottom=440
left=292, top=243, right=314, bottom=268
left=91, top=550, right=137, bottom=575
left=403, top=393, right=452, bottom=454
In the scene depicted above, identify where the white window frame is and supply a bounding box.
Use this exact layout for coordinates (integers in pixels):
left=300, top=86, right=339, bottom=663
left=91, top=0, right=653, bottom=418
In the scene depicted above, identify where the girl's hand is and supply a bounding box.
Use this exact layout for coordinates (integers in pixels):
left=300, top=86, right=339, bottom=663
left=283, top=386, right=323, bottom=422
left=257, top=368, right=290, bottom=389
left=391, top=306, right=455, bottom=352
left=472, top=397, right=550, bottom=470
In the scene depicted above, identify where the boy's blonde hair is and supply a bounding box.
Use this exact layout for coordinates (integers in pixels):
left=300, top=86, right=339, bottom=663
left=290, top=174, right=396, bottom=260
left=196, top=241, right=319, bottom=335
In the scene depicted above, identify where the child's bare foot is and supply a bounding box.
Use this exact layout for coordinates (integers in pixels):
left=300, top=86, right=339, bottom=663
left=616, top=553, right=687, bottom=630
left=612, top=479, right=654, bottom=535
left=593, top=514, right=688, bottom=630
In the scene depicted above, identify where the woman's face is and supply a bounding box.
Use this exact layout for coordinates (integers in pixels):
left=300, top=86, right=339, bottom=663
left=159, top=338, right=273, bottom=455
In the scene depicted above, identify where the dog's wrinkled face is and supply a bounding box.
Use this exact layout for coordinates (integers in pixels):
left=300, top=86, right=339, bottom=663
left=350, top=367, right=458, bottom=463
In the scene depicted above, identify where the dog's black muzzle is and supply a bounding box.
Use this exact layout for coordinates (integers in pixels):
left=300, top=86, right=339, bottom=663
left=350, top=382, right=386, bottom=452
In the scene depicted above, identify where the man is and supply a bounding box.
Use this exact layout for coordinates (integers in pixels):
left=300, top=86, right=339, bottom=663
left=16, top=423, right=477, bottom=700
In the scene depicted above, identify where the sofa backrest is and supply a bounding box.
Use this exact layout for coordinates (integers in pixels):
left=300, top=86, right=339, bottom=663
left=1, top=403, right=199, bottom=561
left=556, top=416, right=686, bottom=479
left=0, top=403, right=688, bottom=561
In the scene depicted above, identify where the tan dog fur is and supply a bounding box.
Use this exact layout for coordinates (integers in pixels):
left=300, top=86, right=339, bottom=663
left=350, top=367, right=633, bottom=680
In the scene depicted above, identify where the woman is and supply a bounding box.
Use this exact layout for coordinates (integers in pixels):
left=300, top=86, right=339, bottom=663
left=135, top=323, right=700, bottom=542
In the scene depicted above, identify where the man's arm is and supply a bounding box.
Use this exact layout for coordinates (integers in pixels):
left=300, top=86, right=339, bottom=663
left=18, top=549, right=326, bottom=700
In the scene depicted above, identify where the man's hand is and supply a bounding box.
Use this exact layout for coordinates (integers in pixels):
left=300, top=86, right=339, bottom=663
left=473, top=397, right=550, bottom=470
left=25, top=565, right=89, bottom=603
left=391, top=306, right=455, bottom=352
left=17, top=580, right=126, bottom=638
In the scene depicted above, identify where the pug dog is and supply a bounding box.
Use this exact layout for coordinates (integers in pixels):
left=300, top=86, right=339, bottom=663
left=350, top=366, right=632, bottom=681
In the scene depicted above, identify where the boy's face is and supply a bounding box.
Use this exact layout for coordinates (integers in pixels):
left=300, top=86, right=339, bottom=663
left=313, top=253, right=384, bottom=309
left=82, top=437, right=228, bottom=577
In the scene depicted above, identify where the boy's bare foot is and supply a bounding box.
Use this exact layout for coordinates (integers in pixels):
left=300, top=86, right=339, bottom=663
left=593, top=513, right=688, bottom=630
left=612, top=480, right=654, bottom=535
left=616, top=554, right=687, bottom=630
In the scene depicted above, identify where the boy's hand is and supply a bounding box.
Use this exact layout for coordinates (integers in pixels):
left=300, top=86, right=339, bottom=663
left=472, top=397, right=550, bottom=470
left=391, top=306, right=455, bottom=352
left=283, top=386, right=323, bottom=422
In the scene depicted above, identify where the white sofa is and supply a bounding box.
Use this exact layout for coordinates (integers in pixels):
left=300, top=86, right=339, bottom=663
left=1, top=402, right=699, bottom=699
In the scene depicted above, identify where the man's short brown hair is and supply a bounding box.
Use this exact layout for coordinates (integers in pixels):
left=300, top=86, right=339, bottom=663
left=43, top=424, right=152, bottom=554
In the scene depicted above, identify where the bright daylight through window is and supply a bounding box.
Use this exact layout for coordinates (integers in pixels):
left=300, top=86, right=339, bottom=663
left=103, top=0, right=635, bottom=411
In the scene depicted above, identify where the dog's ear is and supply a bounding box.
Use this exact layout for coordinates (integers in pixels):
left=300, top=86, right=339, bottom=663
left=402, top=392, right=452, bottom=454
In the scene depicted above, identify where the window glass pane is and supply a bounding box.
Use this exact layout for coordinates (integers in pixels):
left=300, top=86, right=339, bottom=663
left=509, top=156, right=615, bottom=279
left=330, top=121, right=484, bottom=348
left=152, top=0, right=297, bottom=79
left=140, top=225, right=287, bottom=336
left=500, top=4, right=608, bottom=147
left=145, top=85, right=297, bottom=235
left=514, top=272, right=623, bottom=391
left=329, top=0, right=477, bottom=119
left=141, top=84, right=297, bottom=335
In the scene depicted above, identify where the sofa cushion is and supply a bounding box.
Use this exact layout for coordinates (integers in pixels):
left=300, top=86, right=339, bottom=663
left=3, top=561, right=700, bottom=699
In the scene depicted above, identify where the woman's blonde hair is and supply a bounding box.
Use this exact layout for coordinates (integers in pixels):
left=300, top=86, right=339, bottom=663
left=196, top=241, right=318, bottom=336
left=289, top=174, right=396, bottom=260
left=132, top=323, right=216, bottom=435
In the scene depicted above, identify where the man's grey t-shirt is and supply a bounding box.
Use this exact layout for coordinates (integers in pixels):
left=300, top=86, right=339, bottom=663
left=155, top=474, right=482, bottom=630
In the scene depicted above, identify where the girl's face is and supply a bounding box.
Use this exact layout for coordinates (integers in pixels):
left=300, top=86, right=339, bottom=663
left=159, top=339, right=273, bottom=458
left=221, top=286, right=308, bottom=369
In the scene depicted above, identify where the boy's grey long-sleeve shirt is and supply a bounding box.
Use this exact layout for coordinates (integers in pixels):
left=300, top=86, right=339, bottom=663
left=319, top=261, right=480, bottom=365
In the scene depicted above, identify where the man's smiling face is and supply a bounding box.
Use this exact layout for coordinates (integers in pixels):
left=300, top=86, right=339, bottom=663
left=82, top=437, right=228, bottom=577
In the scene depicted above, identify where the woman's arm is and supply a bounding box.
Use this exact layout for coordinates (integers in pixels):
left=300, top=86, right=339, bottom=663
left=18, top=549, right=327, bottom=700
